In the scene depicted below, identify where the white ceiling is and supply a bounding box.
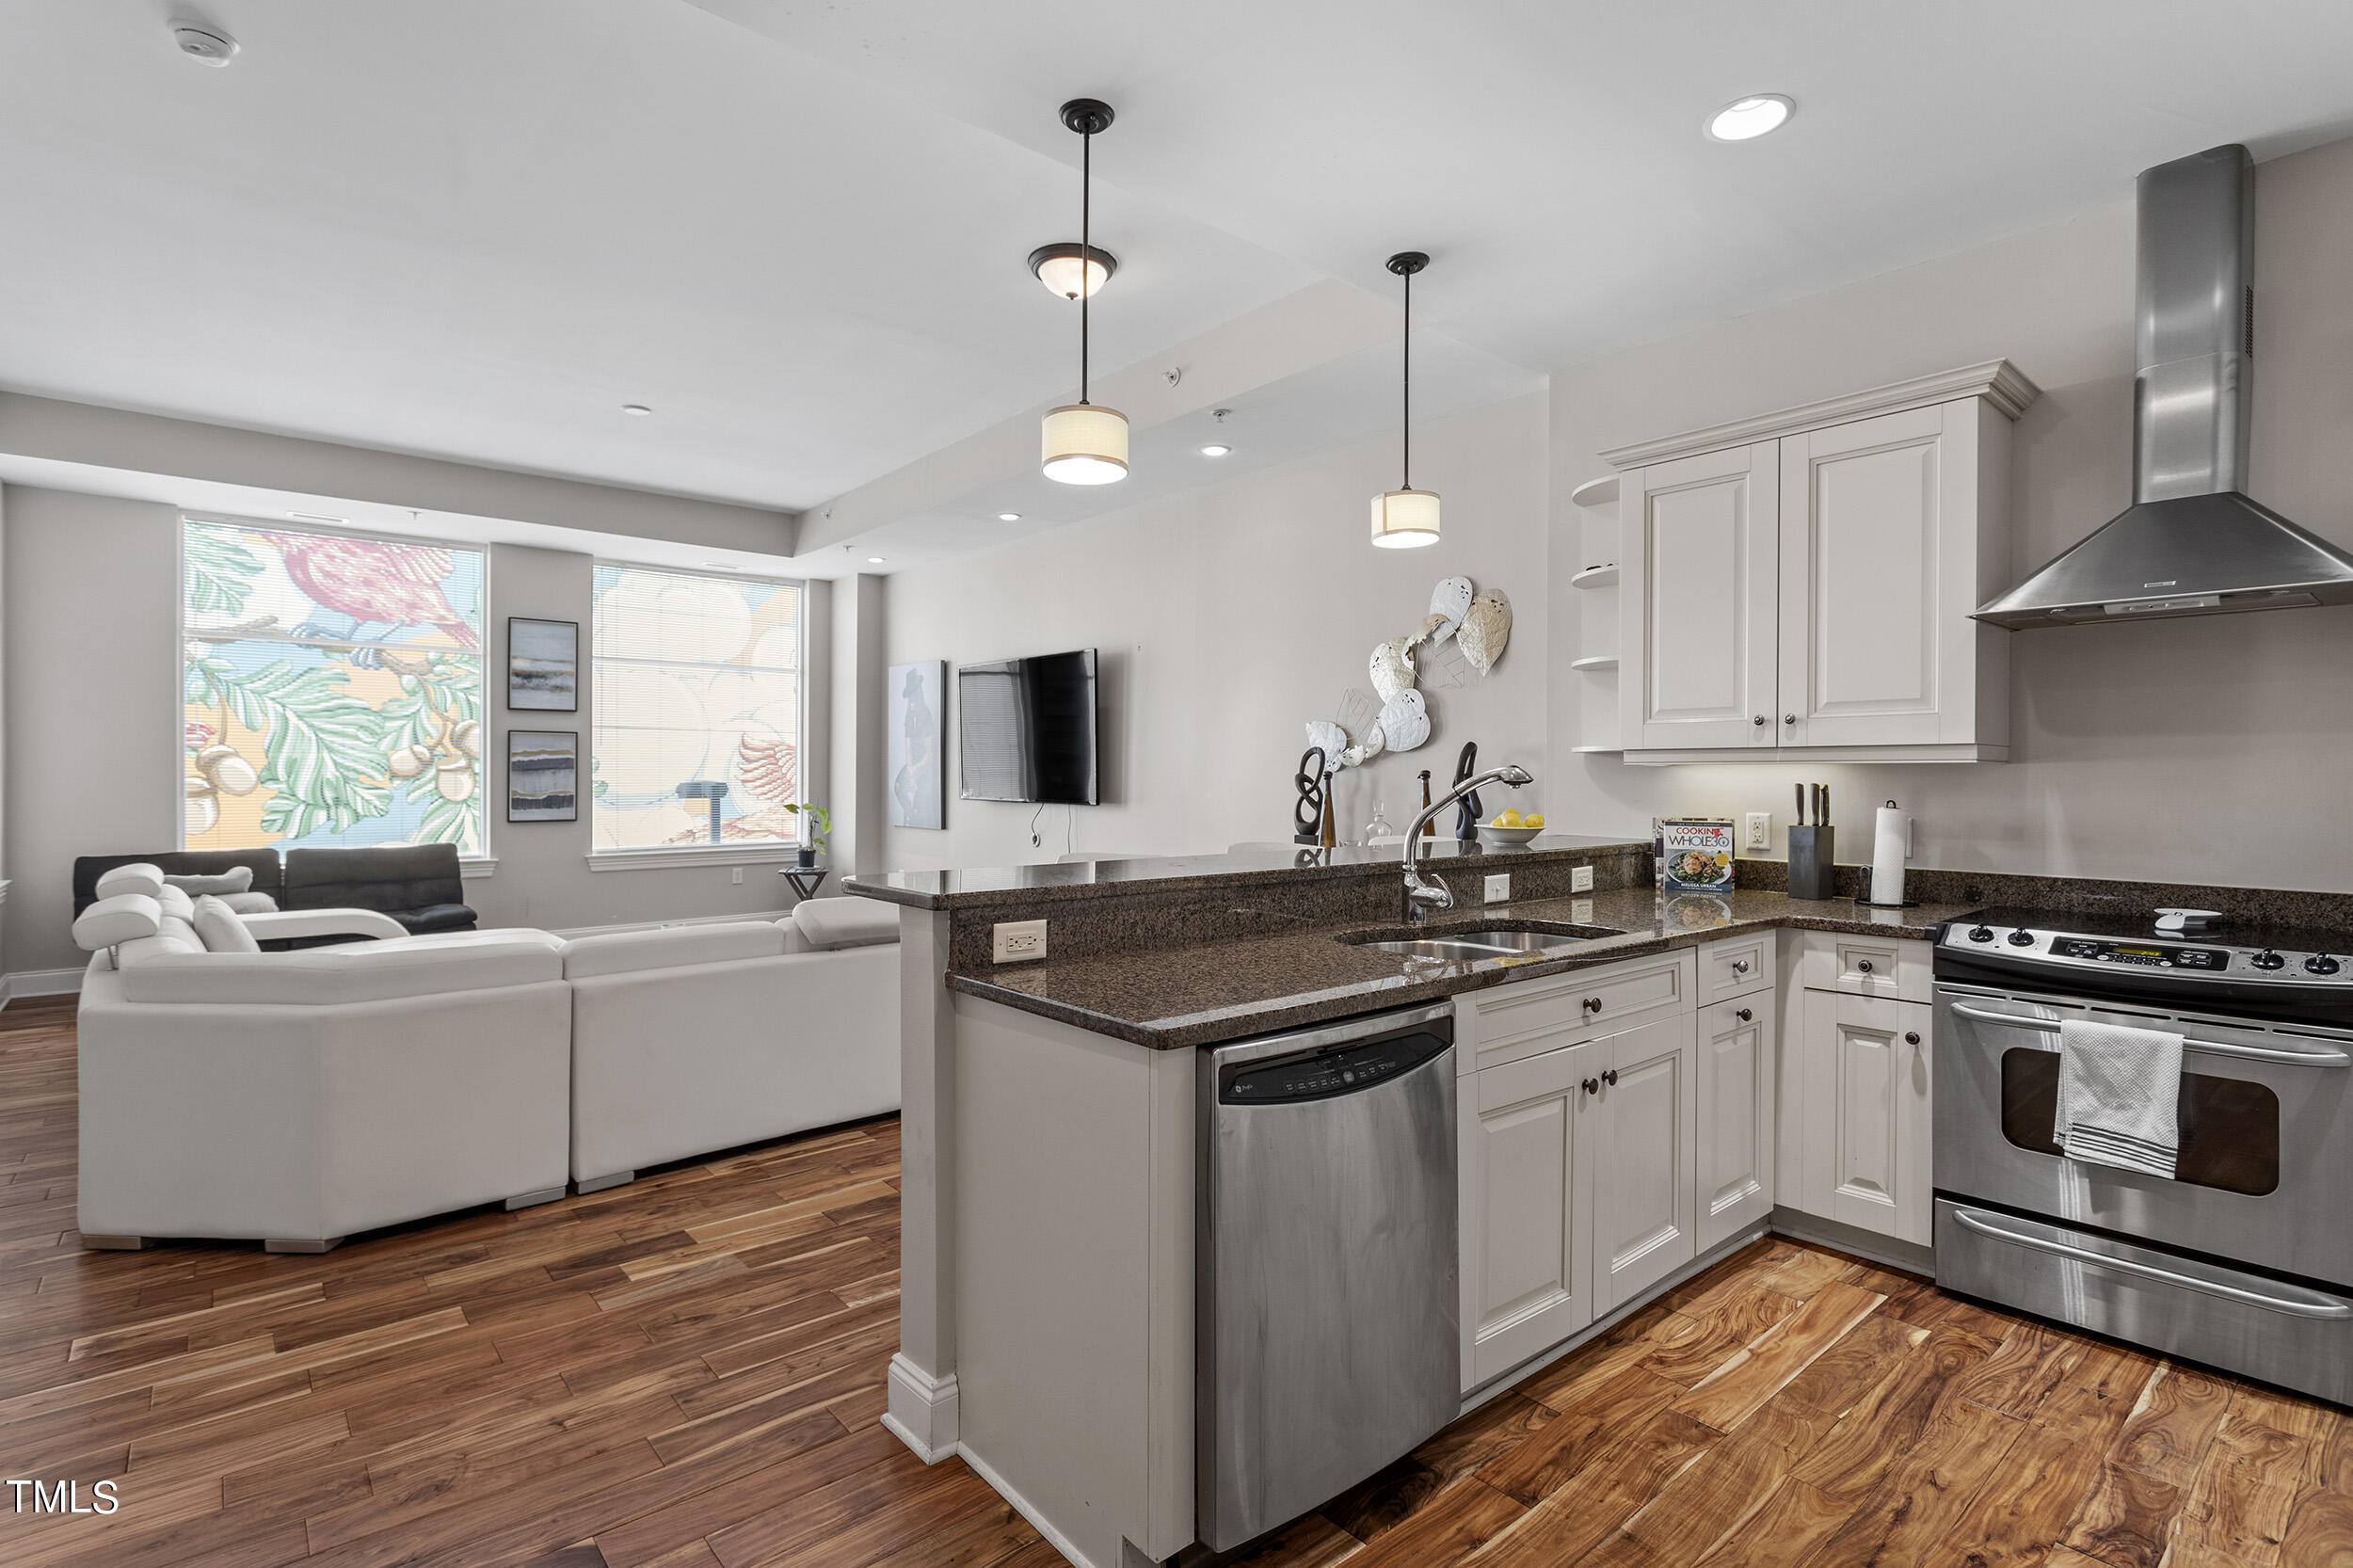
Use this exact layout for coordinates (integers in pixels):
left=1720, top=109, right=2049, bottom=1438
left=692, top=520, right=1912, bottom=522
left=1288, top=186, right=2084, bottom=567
left=4, top=0, right=2353, bottom=531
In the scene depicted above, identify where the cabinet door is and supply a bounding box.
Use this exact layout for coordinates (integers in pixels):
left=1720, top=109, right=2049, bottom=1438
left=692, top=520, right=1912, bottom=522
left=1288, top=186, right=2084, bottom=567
left=1461, top=1036, right=1600, bottom=1389
left=1776, top=401, right=1979, bottom=747
left=1696, top=996, right=1776, bottom=1253
left=1591, top=1014, right=1699, bottom=1311
left=1621, top=441, right=1781, bottom=751
left=1799, top=991, right=1932, bottom=1245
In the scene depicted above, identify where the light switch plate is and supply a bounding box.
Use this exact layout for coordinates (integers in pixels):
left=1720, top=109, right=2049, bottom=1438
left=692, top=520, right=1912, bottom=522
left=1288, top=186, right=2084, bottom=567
left=1571, top=865, right=1594, bottom=893
left=1484, top=872, right=1511, bottom=904
left=1746, top=812, right=1771, bottom=850
left=731, top=867, right=744, bottom=885
left=992, top=920, right=1048, bottom=964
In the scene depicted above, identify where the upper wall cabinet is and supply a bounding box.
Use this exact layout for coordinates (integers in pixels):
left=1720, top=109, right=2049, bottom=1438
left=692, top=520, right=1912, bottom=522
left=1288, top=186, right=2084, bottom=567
left=1607, top=361, right=2038, bottom=765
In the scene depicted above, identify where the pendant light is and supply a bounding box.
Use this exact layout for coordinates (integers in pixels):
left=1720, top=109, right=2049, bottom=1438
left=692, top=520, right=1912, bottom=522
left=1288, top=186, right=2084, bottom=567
left=1370, top=250, right=1439, bottom=548
left=1041, top=99, right=1128, bottom=486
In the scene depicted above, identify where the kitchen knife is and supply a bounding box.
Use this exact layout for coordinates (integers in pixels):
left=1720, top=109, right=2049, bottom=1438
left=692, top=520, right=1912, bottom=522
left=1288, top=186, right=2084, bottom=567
left=1821, top=784, right=1830, bottom=826
left=1796, top=781, right=1806, bottom=827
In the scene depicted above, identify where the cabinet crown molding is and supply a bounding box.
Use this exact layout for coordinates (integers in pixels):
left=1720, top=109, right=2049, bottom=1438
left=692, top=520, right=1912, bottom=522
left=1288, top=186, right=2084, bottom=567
left=1599, top=359, right=2041, bottom=471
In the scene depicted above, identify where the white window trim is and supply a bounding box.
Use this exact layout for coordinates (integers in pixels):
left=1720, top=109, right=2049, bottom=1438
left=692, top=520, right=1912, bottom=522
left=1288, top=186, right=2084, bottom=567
left=586, top=559, right=810, bottom=864
left=178, top=511, right=492, bottom=860
left=585, top=846, right=811, bottom=873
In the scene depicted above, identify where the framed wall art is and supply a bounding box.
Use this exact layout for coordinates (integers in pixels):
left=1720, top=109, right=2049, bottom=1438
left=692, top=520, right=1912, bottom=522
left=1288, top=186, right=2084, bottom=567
left=888, top=660, right=945, bottom=829
left=507, top=729, right=579, bottom=822
left=507, top=616, right=578, bottom=711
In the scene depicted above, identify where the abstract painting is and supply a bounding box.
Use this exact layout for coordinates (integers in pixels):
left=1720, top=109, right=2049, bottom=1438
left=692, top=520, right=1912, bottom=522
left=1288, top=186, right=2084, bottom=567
left=507, top=729, right=579, bottom=822
left=508, top=617, right=579, bottom=711
left=888, top=660, right=945, bottom=829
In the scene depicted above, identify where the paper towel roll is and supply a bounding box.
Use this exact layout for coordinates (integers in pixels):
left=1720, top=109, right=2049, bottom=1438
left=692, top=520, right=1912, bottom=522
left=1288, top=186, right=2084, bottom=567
left=1869, top=802, right=1909, bottom=905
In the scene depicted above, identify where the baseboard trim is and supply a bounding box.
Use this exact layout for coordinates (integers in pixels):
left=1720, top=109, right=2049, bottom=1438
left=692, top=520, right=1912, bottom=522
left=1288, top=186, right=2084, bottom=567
left=956, top=1439, right=1112, bottom=1568
left=1769, top=1208, right=1936, bottom=1276
left=881, top=1353, right=960, bottom=1464
left=1, top=967, right=86, bottom=1008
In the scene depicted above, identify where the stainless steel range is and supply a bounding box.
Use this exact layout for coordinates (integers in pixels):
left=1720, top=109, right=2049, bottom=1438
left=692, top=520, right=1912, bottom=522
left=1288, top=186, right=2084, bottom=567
left=1933, top=906, right=2353, bottom=1402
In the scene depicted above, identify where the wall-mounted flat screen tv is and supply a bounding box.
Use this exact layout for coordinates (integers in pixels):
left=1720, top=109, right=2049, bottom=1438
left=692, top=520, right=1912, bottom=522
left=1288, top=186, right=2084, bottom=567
left=958, top=648, right=1099, bottom=805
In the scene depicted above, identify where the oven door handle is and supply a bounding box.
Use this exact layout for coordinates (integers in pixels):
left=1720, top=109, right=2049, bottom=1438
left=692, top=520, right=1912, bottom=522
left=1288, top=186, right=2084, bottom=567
left=1949, top=1208, right=2353, bottom=1320
left=1945, top=1001, right=2353, bottom=1068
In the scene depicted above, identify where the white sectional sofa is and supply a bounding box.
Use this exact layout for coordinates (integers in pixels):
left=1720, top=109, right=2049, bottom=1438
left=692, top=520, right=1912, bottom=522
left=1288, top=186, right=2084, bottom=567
left=69, top=871, right=902, bottom=1251
left=566, top=900, right=901, bottom=1192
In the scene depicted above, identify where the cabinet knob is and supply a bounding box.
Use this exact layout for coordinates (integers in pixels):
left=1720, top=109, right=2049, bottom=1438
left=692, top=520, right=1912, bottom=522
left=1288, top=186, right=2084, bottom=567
left=1582, top=996, right=1603, bottom=1013
left=1582, top=1078, right=1600, bottom=1096
left=1905, top=1032, right=1922, bottom=1046
left=1731, top=959, right=1751, bottom=974
left=1785, top=713, right=1798, bottom=726
left=1856, top=959, right=1874, bottom=973
left=1602, top=1068, right=1620, bottom=1087
left=1736, top=1007, right=1753, bottom=1022
left=1753, top=714, right=1768, bottom=727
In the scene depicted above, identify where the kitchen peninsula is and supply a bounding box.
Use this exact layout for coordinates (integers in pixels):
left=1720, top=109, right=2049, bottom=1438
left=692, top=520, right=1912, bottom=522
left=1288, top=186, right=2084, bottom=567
left=846, top=838, right=1977, bottom=1568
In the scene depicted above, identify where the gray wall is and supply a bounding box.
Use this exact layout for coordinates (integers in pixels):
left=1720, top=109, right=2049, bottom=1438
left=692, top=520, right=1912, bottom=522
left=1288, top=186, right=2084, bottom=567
left=877, top=392, right=1552, bottom=871
left=2, top=492, right=823, bottom=980
left=1546, top=135, right=2353, bottom=892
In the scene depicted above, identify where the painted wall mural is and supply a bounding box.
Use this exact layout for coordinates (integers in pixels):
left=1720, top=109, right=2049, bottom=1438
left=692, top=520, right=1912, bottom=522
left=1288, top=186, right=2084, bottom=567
left=181, top=519, right=486, bottom=855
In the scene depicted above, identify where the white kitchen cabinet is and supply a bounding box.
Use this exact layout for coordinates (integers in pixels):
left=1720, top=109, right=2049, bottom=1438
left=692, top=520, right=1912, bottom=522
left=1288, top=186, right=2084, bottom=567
left=1696, top=996, right=1776, bottom=1253
left=1618, top=440, right=1782, bottom=753
left=1604, top=360, right=2036, bottom=764
left=1796, top=989, right=1933, bottom=1246
left=1459, top=1033, right=1600, bottom=1389
left=1590, top=1013, right=1700, bottom=1311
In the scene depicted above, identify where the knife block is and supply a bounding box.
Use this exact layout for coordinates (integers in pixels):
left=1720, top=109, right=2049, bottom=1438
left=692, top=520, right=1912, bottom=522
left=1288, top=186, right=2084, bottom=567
left=1786, top=825, right=1837, bottom=901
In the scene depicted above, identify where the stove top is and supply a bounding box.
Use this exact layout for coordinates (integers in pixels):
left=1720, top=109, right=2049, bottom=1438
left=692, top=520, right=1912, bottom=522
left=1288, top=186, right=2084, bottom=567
left=1936, top=904, right=2353, bottom=1023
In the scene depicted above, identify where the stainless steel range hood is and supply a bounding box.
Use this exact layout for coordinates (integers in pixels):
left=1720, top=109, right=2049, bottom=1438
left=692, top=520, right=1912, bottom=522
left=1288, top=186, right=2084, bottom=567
left=1974, top=144, right=2353, bottom=628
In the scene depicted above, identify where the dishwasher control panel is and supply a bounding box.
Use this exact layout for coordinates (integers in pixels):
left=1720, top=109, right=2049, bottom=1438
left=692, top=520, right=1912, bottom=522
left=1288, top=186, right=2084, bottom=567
left=1221, top=1028, right=1450, bottom=1105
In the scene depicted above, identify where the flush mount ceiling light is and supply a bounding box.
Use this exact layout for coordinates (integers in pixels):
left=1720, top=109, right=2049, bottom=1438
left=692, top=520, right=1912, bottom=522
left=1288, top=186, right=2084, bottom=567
left=1040, top=98, right=1129, bottom=486
left=1028, top=242, right=1118, bottom=300
left=1705, top=94, right=1794, bottom=141
left=1370, top=251, right=1439, bottom=549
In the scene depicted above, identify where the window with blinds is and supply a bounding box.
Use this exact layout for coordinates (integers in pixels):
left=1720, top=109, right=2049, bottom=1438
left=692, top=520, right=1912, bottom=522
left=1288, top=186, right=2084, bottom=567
left=181, top=516, right=487, bottom=854
left=591, top=564, right=803, bottom=852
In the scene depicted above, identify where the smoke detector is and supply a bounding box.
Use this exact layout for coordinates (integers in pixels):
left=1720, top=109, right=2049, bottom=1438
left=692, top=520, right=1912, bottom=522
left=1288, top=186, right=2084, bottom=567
left=171, top=20, right=239, bottom=65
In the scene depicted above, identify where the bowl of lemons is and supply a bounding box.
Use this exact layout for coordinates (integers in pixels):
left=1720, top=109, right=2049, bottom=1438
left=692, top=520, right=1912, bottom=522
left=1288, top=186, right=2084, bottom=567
left=1478, top=808, right=1545, bottom=846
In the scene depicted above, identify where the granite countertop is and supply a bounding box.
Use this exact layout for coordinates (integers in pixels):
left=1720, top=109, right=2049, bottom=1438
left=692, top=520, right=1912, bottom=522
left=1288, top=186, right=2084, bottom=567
left=845, top=836, right=1646, bottom=910
left=948, top=884, right=1979, bottom=1049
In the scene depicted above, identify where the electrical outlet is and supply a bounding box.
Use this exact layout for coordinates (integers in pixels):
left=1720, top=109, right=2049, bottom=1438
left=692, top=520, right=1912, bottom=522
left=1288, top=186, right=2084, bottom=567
left=731, top=867, right=744, bottom=885
left=1484, top=872, right=1511, bottom=904
left=1571, top=864, right=1594, bottom=893
left=1746, top=812, right=1771, bottom=851
left=992, top=920, right=1048, bottom=964
left=1572, top=898, right=1594, bottom=923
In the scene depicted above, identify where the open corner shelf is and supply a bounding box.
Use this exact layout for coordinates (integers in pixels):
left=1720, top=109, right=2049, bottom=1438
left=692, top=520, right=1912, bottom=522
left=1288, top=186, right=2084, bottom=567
left=1568, top=654, right=1619, bottom=672
left=1569, top=474, right=1621, bottom=509
left=1569, top=564, right=1620, bottom=590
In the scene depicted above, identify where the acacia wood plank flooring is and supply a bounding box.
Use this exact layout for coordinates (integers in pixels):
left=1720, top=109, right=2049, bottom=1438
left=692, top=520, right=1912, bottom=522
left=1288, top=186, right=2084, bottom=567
left=5, top=995, right=2353, bottom=1566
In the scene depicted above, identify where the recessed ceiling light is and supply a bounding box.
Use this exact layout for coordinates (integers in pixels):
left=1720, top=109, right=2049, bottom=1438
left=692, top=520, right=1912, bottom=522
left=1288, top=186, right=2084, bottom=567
left=621, top=404, right=652, bottom=416
left=866, top=556, right=887, bottom=564
left=287, top=510, right=347, bottom=523
left=997, top=512, right=1022, bottom=522
left=704, top=561, right=740, bottom=569
left=1199, top=443, right=1233, bottom=457
left=1705, top=94, right=1794, bottom=142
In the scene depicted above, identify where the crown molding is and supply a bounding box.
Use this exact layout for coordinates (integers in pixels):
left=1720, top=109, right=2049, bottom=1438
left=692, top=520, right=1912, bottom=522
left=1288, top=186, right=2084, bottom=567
left=1599, top=359, right=2042, bottom=471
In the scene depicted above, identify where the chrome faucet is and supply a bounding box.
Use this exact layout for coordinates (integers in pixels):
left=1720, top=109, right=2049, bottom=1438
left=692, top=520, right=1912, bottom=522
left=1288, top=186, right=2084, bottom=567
left=1400, top=764, right=1533, bottom=924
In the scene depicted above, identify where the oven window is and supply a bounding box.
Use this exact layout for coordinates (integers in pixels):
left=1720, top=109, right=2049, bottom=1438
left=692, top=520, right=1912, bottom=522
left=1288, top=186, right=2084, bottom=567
left=1999, top=1048, right=2280, bottom=1196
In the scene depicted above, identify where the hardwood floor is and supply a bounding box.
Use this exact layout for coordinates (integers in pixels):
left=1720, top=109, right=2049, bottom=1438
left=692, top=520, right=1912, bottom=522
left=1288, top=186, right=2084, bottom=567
left=4, top=996, right=2349, bottom=1567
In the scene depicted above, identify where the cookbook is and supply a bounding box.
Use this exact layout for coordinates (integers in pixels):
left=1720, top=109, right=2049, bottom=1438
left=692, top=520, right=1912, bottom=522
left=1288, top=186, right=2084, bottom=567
left=1656, top=817, right=1737, bottom=892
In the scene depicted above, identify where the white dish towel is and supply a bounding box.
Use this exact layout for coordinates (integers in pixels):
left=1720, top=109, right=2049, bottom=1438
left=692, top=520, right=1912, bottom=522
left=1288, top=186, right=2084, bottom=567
left=2055, top=1017, right=2185, bottom=1177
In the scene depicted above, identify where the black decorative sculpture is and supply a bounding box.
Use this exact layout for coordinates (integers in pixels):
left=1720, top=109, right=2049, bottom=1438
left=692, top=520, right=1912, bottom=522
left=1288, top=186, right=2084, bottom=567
left=1292, top=747, right=1329, bottom=845
left=1449, top=743, right=1482, bottom=840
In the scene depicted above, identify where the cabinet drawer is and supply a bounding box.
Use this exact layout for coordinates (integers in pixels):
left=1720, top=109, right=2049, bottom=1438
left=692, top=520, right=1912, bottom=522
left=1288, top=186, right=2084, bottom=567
left=1800, top=930, right=1930, bottom=1002
left=1698, top=933, right=1773, bottom=1004
left=1464, top=952, right=1693, bottom=1072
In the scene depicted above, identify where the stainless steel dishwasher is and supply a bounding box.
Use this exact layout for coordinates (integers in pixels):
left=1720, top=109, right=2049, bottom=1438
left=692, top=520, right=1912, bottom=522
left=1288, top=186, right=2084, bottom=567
left=1197, top=1000, right=1458, bottom=1552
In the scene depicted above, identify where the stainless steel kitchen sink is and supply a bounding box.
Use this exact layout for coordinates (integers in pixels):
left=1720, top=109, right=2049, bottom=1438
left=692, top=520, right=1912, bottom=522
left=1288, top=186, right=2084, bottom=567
left=1343, top=923, right=1623, bottom=961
